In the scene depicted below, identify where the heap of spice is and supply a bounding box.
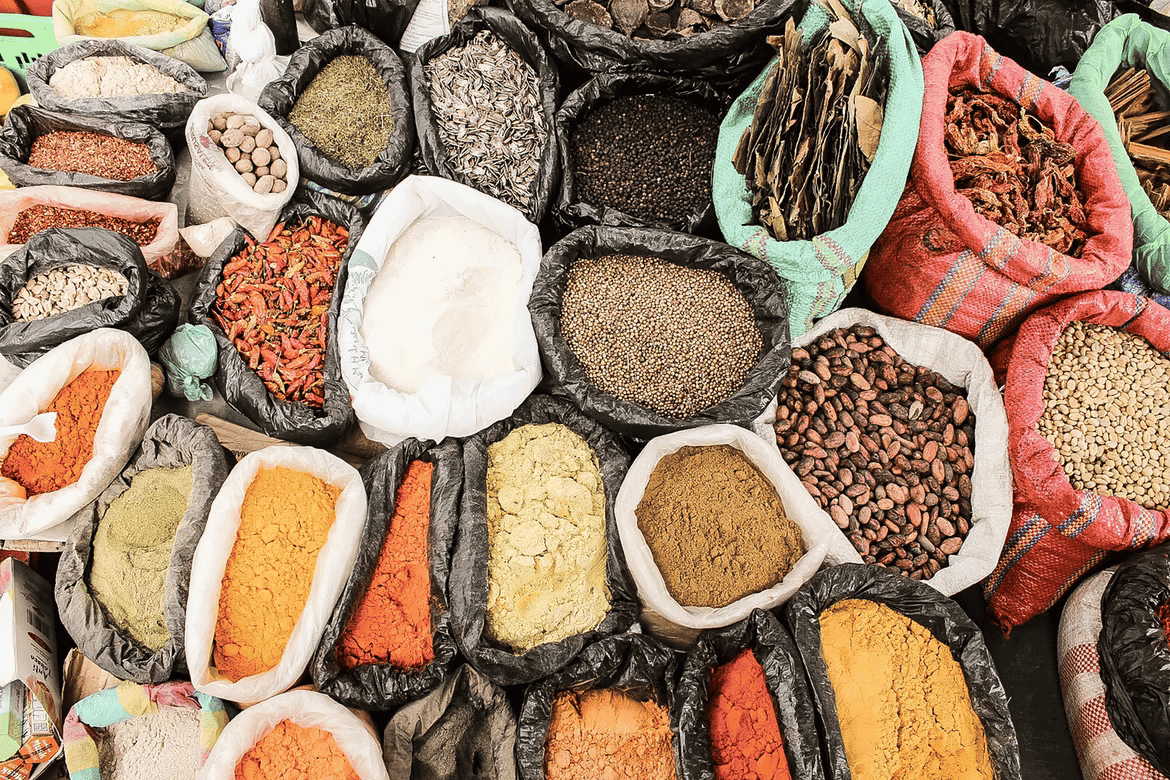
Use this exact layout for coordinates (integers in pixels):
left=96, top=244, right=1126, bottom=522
left=774, top=325, right=976, bottom=580
left=1, top=369, right=119, bottom=495
left=89, top=466, right=194, bottom=651
left=818, top=599, right=995, bottom=780
left=212, top=216, right=348, bottom=408
left=98, top=707, right=202, bottom=780
left=49, top=56, right=187, bottom=98
left=74, top=9, right=187, bottom=37
left=485, top=423, right=610, bottom=652
left=12, top=264, right=128, bottom=321
left=1106, top=68, right=1170, bottom=218
left=544, top=689, right=675, bottom=780
left=707, top=649, right=791, bottom=780
left=570, top=94, right=718, bottom=227
left=235, top=720, right=358, bottom=780
left=27, top=131, right=155, bottom=181
left=1036, top=320, right=1170, bottom=509
left=945, top=87, right=1088, bottom=255
left=289, top=56, right=394, bottom=171
left=563, top=0, right=754, bottom=39
left=734, top=15, right=886, bottom=242
left=8, top=205, right=160, bottom=246
left=213, top=467, right=341, bottom=681
left=635, top=445, right=804, bottom=608
left=206, top=113, right=288, bottom=195
left=560, top=254, right=762, bottom=418
left=336, top=460, right=434, bottom=670
left=424, top=30, right=547, bottom=214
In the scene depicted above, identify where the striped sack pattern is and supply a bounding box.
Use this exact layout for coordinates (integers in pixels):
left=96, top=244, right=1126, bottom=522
left=985, top=290, right=1170, bottom=634
left=1058, top=568, right=1168, bottom=780
left=863, top=31, right=1132, bottom=351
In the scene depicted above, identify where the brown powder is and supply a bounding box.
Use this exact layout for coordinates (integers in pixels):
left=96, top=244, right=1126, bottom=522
left=634, top=445, right=804, bottom=607
left=544, top=689, right=674, bottom=780
left=818, top=599, right=995, bottom=780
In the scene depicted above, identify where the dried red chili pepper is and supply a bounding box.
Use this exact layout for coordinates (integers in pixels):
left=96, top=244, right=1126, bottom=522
left=946, top=87, right=1089, bottom=257
left=211, top=216, right=348, bottom=408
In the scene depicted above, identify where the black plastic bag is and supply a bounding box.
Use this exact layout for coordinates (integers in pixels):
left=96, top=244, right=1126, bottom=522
left=895, top=0, right=957, bottom=55
left=786, top=563, right=1023, bottom=780
left=450, top=393, right=638, bottom=687
left=504, top=0, right=800, bottom=86
left=529, top=225, right=791, bottom=441
left=25, top=40, right=208, bottom=131
left=1098, top=545, right=1170, bottom=776
left=411, top=7, right=560, bottom=224
left=257, top=25, right=414, bottom=196
left=0, top=227, right=180, bottom=368
left=188, top=190, right=363, bottom=445
left=675, top=609, right=824, bottom=780
left=311, top=439, right=463, bottom=711
left=384, top=664, right=518, bottom=780
left=516, top=633, right=677, bottom=780
left=0, top=105, right=177, bottom=200
left=554, top=73, right=723, bottom=234
left=942, top=0, right=1116, bottom=75
left=304, top=0, right=420, bottom=48
left=54, top=415, right=230, bottom=683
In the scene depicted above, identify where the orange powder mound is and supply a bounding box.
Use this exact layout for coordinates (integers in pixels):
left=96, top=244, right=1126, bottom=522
left=337, top=459, right=435, bottom=670
left=1, top=369, right=119, bottom=495
left=707, top=649, right=791, bottom=780
left=214, top=467, right=341, bottom=682
left=545, top=689, right=675, bottom=780
left=234, top=720, right=359, bottom=780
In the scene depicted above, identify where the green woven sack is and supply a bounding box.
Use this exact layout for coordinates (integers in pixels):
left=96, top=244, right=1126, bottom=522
left=712, top=0, right=923, bottom=339
left=1069, top=14, right=1170, bottom=295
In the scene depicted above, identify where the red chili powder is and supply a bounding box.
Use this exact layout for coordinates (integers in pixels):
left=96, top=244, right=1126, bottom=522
left=707, top=648, right=792, bottom=780
left=336, top=459, right=435, bottom=670
left=234, top=720, right=358, bottom=780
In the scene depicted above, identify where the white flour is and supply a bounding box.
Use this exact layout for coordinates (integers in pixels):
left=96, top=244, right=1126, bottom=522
left=98, top=707, right=201, bottom=780
left=360, top=215, right=523, bottom=394
left=50, top=56, right=186, bottom=98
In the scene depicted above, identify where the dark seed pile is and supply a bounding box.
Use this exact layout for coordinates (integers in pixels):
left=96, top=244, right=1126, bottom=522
left=569, top=95, right=718, bottom=228
left=560, top=254, right=762, bottom=418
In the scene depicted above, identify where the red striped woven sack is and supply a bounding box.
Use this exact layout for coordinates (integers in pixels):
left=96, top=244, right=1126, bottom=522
left=863, top=31, right=1132, bottom=351
left=985, top=290, right=1170, bottom=634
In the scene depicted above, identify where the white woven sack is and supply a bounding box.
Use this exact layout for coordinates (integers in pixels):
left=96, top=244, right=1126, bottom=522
left=1058, top=568, right=1168, bottom=780
left=615, top=423, right=832, bottom=648
left=0, top=329, right=151, bottom=541
left=53, top=0, right=226, bottom=72
left=185, top=445, right=366, bottom=704
left=197, top=690, right=389, bottom=780
left=185, top=94, right=298, bottom=240
left=338, top=175, right=542, bottom=445
left=752, top=307, right=1012, bottom=596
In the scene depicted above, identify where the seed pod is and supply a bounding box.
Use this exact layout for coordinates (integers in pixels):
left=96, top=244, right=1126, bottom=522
left=566, top=0, right=612, bottom=26
left=610, top=0, right=649, bottom=33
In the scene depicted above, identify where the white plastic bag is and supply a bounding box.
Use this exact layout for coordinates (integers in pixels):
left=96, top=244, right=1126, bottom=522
left=752, top=307, right=1013, bottom=596
left=185, top=445, right=367, bottom=704
left=197, top=689, right=390, bottom=780
left=53, top=0, right=228, bottom=72
left=224, top=0, right=286, bottom=103
left=179, top=217, right=235, bottom=258
left=338, top=175, right=542, bottom=445
left=184, top=93, right=298, bottom=241
left=615, top=424, right=832, bottom=647
left=0, top=329, right=151, bottom=541
left=0, top=185, right=180, bottom=268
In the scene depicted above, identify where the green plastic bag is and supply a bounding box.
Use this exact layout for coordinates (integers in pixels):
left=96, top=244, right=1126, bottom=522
left=711, top=0, right=924, bottom=339
left=160, top=323, right=217, bottom=401
left=1069, top=14, right=1170, bottom=295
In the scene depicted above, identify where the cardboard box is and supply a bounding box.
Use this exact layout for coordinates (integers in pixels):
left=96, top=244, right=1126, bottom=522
left=0, top=558, right=61, bottom=779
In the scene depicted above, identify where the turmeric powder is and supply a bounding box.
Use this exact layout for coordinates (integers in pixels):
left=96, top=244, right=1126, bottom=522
left=234, top=720, right=358, bottom=780
left=818, top=599, right=994, bottom=780
left=214, top=467, right=341, bottom=682
left=1, top=369, right=119, bottom=495
left=336, top=460, right=434, bottom=670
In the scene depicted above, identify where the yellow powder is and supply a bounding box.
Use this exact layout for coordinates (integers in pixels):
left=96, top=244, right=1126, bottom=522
left=75, top=9, right=187, bottom=37
left=818, top=599, right=995, bottom=780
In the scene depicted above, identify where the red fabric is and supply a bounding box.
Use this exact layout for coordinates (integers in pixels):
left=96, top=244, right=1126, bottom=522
left=985, top=290, right=1170, bottom=634
left=863, top=32, right=1132, bottom=351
